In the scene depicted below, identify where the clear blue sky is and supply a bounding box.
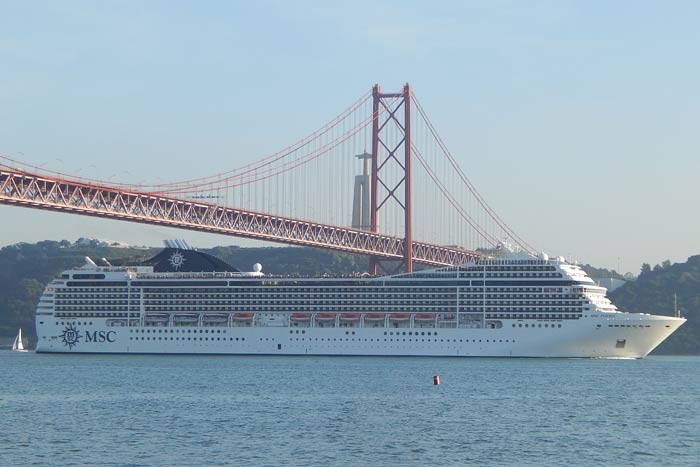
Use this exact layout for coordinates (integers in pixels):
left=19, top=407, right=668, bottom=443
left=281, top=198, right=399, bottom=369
left=1, top=0, right=698, bottom=274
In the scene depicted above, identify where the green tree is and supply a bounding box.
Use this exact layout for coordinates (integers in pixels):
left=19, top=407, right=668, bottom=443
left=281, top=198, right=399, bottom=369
left=640, top=263, right=652, bottom=275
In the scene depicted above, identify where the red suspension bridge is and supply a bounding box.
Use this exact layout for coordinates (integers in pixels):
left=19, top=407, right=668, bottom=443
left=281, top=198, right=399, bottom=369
left=0, top=83, right=533, bottom=273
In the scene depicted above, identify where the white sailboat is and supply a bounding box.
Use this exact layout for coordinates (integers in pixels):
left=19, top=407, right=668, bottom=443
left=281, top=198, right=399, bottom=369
left=12, top=328, right=28, bottom=352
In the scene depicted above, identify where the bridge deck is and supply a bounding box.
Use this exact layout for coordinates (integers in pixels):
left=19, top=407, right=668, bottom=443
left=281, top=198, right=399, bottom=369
left=0, top=168, right=481, bottom=267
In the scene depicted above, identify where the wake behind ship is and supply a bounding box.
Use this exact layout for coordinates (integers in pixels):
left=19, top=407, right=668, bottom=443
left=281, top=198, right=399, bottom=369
left=35, top=244, right=684, bottom=358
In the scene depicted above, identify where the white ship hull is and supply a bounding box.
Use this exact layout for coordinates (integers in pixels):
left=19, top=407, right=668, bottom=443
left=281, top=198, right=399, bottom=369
left=36, top=313, right=684, bottom=358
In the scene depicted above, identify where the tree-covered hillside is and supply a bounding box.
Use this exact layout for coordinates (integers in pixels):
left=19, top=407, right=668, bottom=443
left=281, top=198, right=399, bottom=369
left=579, top=264, right=626, bottom=281
left=610, top=256, right=700, bottom=355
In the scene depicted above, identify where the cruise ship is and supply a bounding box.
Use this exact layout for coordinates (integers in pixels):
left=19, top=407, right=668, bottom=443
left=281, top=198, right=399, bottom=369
left=34, top=244, right=685, bottom=358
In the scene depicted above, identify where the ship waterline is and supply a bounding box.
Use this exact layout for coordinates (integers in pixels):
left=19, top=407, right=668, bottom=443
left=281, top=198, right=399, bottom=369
left=35, top=246, right=685, bottom=358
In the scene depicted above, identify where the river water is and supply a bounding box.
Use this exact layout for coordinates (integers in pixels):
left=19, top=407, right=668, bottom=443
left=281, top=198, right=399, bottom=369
left=1, top=352, right=698, bottom=466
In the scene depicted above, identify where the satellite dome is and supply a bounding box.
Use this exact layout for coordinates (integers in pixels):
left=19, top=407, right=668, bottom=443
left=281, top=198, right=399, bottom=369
left=253, top=263, right=263, bottom=273
left=538, top=252, right=549, bottom=261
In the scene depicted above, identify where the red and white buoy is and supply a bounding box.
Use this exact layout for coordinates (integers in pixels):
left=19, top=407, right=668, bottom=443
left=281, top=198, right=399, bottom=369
left=433, top=375, right=440, bottom=386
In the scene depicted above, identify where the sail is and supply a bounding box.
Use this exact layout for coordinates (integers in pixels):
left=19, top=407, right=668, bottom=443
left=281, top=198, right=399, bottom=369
left=13, top=328, right=24, bottom=351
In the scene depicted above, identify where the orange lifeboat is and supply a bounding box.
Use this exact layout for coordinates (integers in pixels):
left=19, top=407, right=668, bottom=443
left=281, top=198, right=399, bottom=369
left=340, top=313, right=361, bottom=320
left=291, top=313, right=311, bottom=320
left=315, top=313, right=337, bottom=320
left=364, top=313, right=386, bottom=320
left=441, top=314, right=457, bottom=320
left=389, top=313, right=411, bottom=320
left=415, top=313, right=436, bottom=320
left=233, top=313, right=254, bottom=320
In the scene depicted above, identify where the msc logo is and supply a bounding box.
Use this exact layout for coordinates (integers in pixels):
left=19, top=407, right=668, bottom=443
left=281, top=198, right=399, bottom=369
left=85, top=330, right=117, bottom=343
left=169, top=250, right=186, bottom=270
left=60, top=324, right=81, bottom=349
left=58, top=325, right=116, bottom=349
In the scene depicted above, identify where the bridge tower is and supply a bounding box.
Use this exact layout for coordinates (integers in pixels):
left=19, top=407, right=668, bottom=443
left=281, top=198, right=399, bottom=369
left=351, top=152, right=372, bottom=230
left=369, top=83, right=413, bottom=275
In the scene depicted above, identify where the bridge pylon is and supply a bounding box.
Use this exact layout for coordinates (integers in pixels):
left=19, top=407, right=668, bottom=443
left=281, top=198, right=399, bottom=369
left=369, top=83, right=413, bottom=275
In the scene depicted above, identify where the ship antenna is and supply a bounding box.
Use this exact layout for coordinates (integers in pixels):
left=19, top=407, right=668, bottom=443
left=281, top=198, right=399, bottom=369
left=674, top=292, right=680, bottom=318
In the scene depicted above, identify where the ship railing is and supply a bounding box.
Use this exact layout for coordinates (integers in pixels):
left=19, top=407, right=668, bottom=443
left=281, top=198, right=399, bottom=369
left=76, top=266, right=130, bottom=273
left=136, top=272, right=245, bottom=280
left=130, top=311, right=497, bottom=330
